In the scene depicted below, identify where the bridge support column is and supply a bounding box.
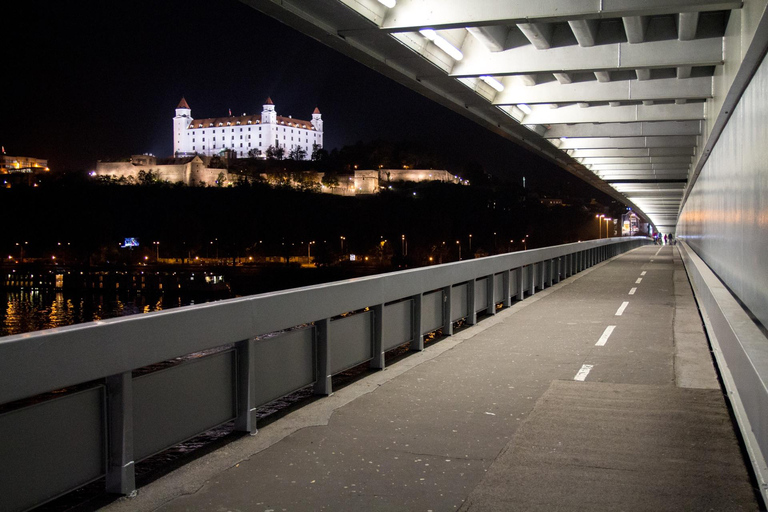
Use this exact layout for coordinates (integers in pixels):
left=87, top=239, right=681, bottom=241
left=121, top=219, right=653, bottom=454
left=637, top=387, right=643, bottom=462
left=370, top=304, right=385, bottom=370
left=555, top=257, right=562, bottom=283
left=487, top=274, right=496, bottom=315
left=411, top=294, right=424, bottom=351
left=106, top=371, right=136, bottom=495
left=442, top=286, right=453, bottom=336
left=314, top=319, right=332, bottom=395
left=467, top=280, right=477, bottom=326
left=517, top=267, right=525, bottom=300
left=502, top=270, right=511, bottom=307
left=547, top=259, right=554, bottom=287
left=530, top=264, right=537, bottom=295
left=539, top=261, right=546, bottom=290
left=235, top=339, right=258, bottom=433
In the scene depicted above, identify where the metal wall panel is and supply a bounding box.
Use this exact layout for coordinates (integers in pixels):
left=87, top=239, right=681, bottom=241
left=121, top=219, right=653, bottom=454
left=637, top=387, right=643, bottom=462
left=383, top=300, right=413, bottom=351
left=422, top=291, right=443, bottom=333
left=133, top=350, right=236, bottom=461
left=679, top=51, right=768, bottom=332
left=494, top=273, right=504, bottom=304
left=475, top=278, right=488, bottom=312
left=330, top=311, right=374, bottom=374
left=252, top=328, right=315, bottom=408
left=510, top=268, right=519, bottom=298
left=451, top=283, right=469, bottom=321
left=0, top=387, right=105, bottom=512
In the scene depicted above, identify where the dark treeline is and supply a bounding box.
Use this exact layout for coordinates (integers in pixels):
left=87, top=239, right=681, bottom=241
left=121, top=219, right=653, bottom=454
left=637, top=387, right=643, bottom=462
left=2, top=172, right=613, bottom=267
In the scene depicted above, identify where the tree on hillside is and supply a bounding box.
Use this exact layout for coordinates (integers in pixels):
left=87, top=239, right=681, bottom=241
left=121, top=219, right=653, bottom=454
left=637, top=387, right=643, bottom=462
left=288, top=146, right=307, bottom=161
left=266, top=145, right=285, bottom=160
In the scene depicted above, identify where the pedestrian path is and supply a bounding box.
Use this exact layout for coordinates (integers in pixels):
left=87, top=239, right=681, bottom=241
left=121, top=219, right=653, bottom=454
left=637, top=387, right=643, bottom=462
left=106, top=246, right=759, bottom=511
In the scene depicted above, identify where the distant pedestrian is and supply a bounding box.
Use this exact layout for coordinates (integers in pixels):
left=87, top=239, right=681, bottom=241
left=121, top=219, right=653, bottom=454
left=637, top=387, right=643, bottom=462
left=663, top=234, right=668, bottom=244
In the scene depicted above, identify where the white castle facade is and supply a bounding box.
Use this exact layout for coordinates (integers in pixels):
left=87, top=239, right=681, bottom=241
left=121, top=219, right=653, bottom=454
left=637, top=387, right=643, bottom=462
left=173, top=97, right=323, bottom=160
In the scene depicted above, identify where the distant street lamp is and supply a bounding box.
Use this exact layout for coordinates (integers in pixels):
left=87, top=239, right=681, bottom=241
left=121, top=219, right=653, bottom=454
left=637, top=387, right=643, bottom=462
left=604, top=218, right=613, bottom=239
left=401, top=234, right=407, bottom=256
left=596, top=214, right=605, bottom=239
left=456, top=240, right=461, bottom=260
left=308, top=240, right=315, bottom=260
left=15, top=242, right=28, bottom=264
left=153, top=241, right=160, bottom=261
left=340, top=236, right=345, bottom=254
left=469, top=234, right=472, bottom=254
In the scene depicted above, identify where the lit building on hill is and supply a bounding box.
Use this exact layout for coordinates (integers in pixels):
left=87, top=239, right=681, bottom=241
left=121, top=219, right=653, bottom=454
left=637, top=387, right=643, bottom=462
left=173, top=97, right=323, bottom=160
left=1, top=154, right=50, bottom=187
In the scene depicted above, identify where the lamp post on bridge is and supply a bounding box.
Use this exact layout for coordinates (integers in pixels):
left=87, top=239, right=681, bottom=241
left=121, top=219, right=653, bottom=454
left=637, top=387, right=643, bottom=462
left=596, top=214, right=605, bottom=239
left=456, top=240, right=461, bottom=260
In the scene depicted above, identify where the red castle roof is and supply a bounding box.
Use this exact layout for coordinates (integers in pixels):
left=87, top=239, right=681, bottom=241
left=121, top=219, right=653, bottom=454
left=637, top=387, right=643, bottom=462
left=177, top=97, right=190, bottom=109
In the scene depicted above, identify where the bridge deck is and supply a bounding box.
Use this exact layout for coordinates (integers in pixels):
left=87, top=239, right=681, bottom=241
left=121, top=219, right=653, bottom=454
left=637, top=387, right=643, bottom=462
left=106, top=246, right=759, bottom=511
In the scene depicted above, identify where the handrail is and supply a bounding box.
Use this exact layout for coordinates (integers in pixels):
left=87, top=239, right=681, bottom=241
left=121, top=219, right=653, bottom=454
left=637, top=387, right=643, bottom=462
left=0, top=237, right=647, bottom=406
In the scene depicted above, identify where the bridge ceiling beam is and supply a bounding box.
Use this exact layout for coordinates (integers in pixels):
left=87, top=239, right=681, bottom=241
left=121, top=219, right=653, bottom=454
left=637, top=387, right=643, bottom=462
left=558, top=135, right=696, bottom=149
left=578, top=156, right=692, bottom=165
left=568, top=147, right=696, bottom=157
left=379, top=0, right=741, bottom=31
left=513, top=102, right=704, bottom=124
left=545, top=121, right=701, bottom=138
left=494, top=77, right=712, bottom=106
left=450, top=37, right=722, bottom=77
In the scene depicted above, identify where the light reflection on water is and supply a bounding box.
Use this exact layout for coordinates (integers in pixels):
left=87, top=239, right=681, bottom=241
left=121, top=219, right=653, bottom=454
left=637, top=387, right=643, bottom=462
left=1, top=291, right=195, bottom=337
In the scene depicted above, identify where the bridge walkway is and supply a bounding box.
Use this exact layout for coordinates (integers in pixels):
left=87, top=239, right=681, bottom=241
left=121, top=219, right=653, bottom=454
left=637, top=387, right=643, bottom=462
left=107, top=245, right=759, bottom=511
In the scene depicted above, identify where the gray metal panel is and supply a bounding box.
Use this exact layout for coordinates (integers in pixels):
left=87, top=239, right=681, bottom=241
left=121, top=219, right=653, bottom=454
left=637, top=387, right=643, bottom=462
left=422, top=291, right=444, bottom=333
left=330, top=311, right=374, bottom=374
left=0, top=387, right=105, bottom=512
left=133, top=351, right=236, bottom=461
left=475, top=278, right=488, bottom=312
left=451, top=283, right=469, bottom=321
left=252, top=328, right=315, bottom=408
left=383, top=300, right=413, bottom=351
left=494, top=273, right=504, bottom=304
left=678, top=49, right=768, bottom=334
left=510, top=268, right=519, bottom=297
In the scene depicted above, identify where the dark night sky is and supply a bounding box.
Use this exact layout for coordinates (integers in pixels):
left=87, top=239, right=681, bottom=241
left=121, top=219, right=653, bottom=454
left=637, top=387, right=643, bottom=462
left=2, top=0, right=594, bottom=194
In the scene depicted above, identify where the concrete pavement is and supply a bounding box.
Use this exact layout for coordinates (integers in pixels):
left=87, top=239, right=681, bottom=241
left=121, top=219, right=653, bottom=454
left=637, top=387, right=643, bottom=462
left=106, top=245, right=759, bottom=511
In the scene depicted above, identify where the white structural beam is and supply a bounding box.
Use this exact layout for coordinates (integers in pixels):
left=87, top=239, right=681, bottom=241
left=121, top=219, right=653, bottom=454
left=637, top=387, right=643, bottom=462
left=569, top=148, right=696, bottom=158
left=579, top=156, right=692, bottom=164
left=495, top=77, right=712, bottom=106
left=623, top=16, right=650, bottom=43
left=515, top=102, right=704, bottom=124
left=380, top=0, right=741, bottom=31
left=590, top=163, right=690, bottom=170
left=451, top=37, right=723, bottom=77
left=559, top=136, right=697, bottom=149
left=545, top=121, right=701, bottom=138
left=678, top=12, right=700, bottom=40
left=517, top=23, right=553, bottom=49
left=568, top=19, right=599, bottom=47
left=466, top=25, right=508, bottom=52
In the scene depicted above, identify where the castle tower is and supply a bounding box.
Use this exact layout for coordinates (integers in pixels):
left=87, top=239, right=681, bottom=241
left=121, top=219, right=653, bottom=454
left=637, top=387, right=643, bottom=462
left=311, top=107, right=323, bottom=132
left=261, top=97, right=276, bottom=124
left=173, top=97, right=192, bottom=156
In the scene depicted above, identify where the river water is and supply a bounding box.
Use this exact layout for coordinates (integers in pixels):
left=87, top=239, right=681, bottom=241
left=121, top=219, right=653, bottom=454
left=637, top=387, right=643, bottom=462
left=1, top=289, right=218, bottom=337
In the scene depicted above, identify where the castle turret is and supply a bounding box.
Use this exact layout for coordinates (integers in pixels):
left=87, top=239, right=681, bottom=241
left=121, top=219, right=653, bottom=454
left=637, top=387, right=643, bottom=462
left=173, top=97, right=193, bottom=156
left=261, top=97, right=276, bottom=124
left=311, top=107, right=323, bottom=133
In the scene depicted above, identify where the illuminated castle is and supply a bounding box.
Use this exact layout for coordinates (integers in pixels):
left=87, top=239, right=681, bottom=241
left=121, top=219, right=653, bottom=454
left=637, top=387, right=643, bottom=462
left=172, top=97, right=323, bottom=160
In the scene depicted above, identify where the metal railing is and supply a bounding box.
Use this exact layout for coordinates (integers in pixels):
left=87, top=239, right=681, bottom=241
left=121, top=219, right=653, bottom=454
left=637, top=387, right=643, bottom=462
left=0, top=237, right=649, bottom=511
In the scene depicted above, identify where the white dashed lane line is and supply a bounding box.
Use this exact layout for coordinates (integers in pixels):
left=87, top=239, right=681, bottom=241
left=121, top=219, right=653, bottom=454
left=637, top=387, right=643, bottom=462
left=629, top=287, right=637, bottom=295
left=574, top=364, right=594, bottom=381
left=641, top=271, right=647, bottom=276
left=615, top=301, right=629, bottom=316
left=595, top=325, right=616, bottom=346
left=635, top=277, right=643, bottom=284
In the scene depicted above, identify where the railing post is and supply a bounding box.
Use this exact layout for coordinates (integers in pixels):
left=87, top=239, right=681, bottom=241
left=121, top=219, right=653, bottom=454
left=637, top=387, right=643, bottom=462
left=235, top=338, right=257, bottom=433
left=502, top=270, right=511, bottom=308
left=466, top=280, right=477, bottom=325
left=539, top=261, right=547, bottom=290
left=547, top=259, right=554, bottom=287
left=442, top=286, right=453, bottom=336
left=517, top=266, right=525, bottom=300
left=556, top=256, right=562, bottom=282
left=106, top=372, right=135, bottom=496
left=487, top=275, right=496, bottom=316
left=314, top=318, right=332, bottom=395
left=530, top=264, right=537, bottom=295
left=370, top=304, right=385, bottom=370
left=411, top=294, right=424, bottom=351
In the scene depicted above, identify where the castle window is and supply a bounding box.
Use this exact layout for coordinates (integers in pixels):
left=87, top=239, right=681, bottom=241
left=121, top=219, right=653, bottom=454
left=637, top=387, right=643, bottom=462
left=202, top=138, right=205, bottom=142
left=203, top=146, right=205, bottom=150
left=240, top=143, right=243, bottom=147
left=193, top=146, right=195, bottom=150
left=231, top=136, right=234, bottom=140
left=213, top=137, right=216, bottom=141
